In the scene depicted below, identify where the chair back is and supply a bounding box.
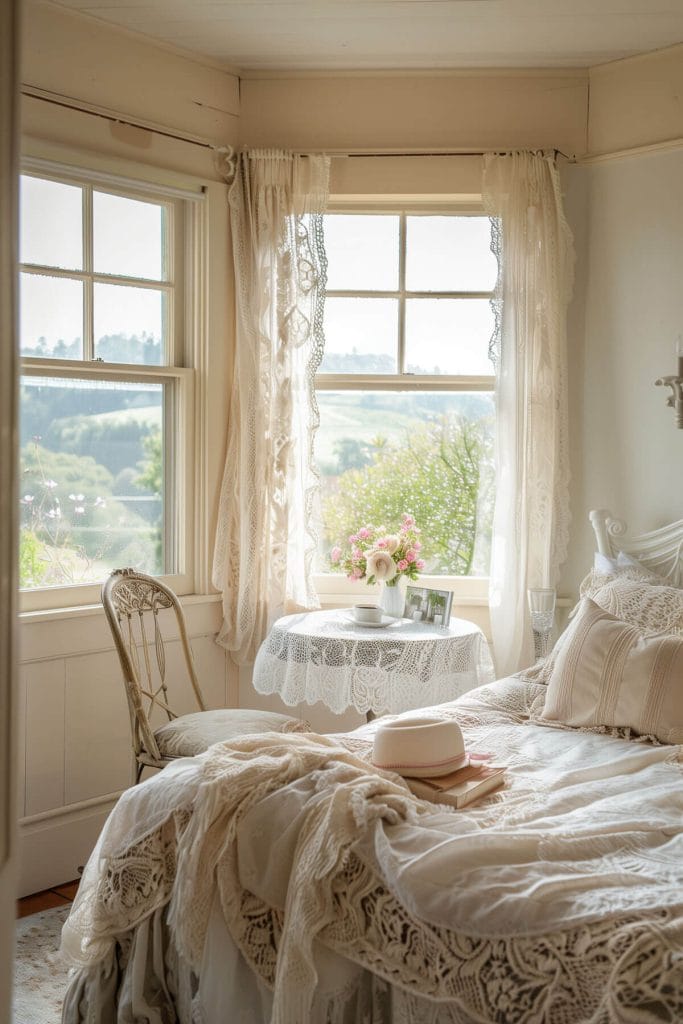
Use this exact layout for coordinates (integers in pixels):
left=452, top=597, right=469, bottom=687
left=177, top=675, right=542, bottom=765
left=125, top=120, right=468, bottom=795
left=102, top=568, right=206, bottom=765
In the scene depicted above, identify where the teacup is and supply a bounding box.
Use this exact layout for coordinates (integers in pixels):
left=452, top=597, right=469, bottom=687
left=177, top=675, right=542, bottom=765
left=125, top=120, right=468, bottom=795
left=353, top=603, right=382, bottom=624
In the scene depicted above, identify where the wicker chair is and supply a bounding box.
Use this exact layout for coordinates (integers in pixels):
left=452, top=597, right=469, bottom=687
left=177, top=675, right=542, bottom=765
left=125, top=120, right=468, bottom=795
left=102, top=568, right=304, bottom=783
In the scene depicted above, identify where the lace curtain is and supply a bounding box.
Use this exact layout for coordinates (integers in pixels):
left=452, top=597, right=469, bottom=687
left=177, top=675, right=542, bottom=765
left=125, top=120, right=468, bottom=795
left=483, top=152, right=574, bottom=676
left=213, top=150, right=330, bottom=663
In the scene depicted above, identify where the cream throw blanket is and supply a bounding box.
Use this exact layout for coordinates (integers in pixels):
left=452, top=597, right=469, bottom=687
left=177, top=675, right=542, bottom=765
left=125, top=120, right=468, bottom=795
left=62, top=680, right=683, bottom=1023
left=63, top=732, right=423, bottom=1024
left=169, top=733, right=423, bottom=1024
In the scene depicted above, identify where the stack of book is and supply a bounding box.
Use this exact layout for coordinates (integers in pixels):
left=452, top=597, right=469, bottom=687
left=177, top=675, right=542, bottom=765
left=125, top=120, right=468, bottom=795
left=406, top=761, right=506, bottom=809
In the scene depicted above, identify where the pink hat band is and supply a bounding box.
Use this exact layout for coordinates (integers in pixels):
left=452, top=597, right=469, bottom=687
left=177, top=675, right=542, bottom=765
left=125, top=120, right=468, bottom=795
left=372, top=715, right=467, bottom=778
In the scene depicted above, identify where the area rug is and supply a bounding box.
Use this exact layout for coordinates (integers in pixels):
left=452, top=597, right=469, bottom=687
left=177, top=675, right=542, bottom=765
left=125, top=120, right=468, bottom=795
left=14, top=905, right=70, bottom=1024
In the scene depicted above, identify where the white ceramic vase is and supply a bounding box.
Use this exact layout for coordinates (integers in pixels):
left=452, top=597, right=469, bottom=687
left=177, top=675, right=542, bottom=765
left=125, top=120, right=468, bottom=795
left=380, top=578, right=406, bottom=618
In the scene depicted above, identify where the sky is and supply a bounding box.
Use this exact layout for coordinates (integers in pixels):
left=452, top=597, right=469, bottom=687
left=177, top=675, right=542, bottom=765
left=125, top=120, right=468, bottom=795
left=20, top=175, right=166, bottom=359
left=20, top=183, right=496, bottom=375
left=322, top=213, right=496, bottom=376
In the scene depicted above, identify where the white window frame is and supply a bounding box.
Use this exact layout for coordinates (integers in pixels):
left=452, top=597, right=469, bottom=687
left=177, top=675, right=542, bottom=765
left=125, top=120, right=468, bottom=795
left=313, top=199, right=495, bottom=606
left=18, top=158, right=204, bottom=612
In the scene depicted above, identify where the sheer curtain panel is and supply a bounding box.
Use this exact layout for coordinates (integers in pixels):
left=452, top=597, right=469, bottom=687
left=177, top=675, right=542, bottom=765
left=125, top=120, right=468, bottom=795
left=483, top=152, right=574, bottom=676
left=213, top=150, right=330, bottom=663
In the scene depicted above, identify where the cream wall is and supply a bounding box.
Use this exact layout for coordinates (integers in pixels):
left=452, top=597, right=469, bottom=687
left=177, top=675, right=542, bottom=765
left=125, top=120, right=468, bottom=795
left=588, top=44, right=683, bottom=158
left=561, top=46, right=683, bottom=592
left=24, top=0, right=239, bottom=149
left=328, top=153, right=483, bottom=198
left=240, top=71, right=588, bottom=157
left=562, top=148, right=683, bottom=594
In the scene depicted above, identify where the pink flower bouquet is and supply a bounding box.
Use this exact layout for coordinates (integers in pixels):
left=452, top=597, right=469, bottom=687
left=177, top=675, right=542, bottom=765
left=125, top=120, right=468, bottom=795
left=329, top=513, right=425, bottom=587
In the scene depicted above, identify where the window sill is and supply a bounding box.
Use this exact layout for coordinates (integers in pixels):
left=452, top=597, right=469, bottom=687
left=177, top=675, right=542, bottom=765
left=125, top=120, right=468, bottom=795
left=313, top=573, right=490, bottom=603
left=318, top=592, right=491, bottom=608
left=19, top=591, right=221, bottom=625
left=313, top=575, right=575, bottom=611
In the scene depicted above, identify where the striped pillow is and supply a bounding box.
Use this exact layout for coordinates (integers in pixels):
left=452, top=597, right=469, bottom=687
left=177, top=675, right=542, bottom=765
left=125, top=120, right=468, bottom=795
left=542, top=598, right=683, bottom=744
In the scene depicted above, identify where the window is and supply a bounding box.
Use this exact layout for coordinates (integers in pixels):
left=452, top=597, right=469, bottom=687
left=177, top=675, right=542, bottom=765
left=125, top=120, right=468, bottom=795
left=19, top=166, right=195, bottom=609
left=315, top=209, right=496, bottom=587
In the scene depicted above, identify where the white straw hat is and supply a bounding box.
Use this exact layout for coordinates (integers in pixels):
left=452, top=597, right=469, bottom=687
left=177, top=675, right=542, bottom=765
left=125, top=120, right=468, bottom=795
left=372, top=715, right=467, bottom=778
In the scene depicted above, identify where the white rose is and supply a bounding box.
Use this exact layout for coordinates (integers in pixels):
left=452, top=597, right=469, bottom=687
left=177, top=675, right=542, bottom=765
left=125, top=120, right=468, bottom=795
left=366, top=549, right=397, bottom=582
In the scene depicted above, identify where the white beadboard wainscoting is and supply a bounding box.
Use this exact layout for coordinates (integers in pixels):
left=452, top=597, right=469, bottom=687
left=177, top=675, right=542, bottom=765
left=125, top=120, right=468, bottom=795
left=17, top=595, right=234, bottom=897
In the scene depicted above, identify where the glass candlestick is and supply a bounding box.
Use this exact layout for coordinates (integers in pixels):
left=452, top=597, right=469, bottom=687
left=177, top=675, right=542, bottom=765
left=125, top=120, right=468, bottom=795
left=527, top=588, right=556, bottom=661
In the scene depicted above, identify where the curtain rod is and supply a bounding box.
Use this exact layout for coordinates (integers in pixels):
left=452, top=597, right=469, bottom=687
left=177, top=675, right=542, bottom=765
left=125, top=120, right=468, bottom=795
left=21, top=85, right=228, bottom=152
left=299, top=147, right=575, bottom=161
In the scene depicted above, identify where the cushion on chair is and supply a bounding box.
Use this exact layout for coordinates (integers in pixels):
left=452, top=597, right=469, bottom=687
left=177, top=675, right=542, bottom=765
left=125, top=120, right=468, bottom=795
left=153, top=708, right=307, bottom=758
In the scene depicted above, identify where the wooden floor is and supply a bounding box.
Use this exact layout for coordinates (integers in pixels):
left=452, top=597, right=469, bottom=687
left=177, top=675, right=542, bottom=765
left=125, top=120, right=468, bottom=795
left=17, top=880, right=80, bottom=919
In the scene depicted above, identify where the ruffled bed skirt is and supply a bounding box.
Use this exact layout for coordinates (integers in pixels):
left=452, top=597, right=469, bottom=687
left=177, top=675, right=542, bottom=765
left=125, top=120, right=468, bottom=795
left=64, top=896, right=493, bottom=1024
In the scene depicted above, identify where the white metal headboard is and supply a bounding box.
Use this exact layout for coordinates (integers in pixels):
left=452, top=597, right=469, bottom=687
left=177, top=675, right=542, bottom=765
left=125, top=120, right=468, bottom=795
left=589, top=508, right=683, bottom=587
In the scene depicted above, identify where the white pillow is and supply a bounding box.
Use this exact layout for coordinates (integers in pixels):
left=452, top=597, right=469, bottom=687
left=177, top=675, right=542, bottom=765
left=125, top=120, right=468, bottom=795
left=589, top=576, right=683, bottom=636
left=616, top=551, right=647, bottom=570
left=542, top=598, right=683, bottom=743
left=154, top=708, right=307, bottom=758
left=593, top=551, right=618, bottom=574
left=593, top=550, right=664, bottom=576
left=580, top=563, right=665, bottom=603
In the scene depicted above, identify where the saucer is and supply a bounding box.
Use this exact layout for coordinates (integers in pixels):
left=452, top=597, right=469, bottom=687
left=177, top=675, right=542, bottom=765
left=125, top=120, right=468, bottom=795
left=345, top=612, right=399, bottom=629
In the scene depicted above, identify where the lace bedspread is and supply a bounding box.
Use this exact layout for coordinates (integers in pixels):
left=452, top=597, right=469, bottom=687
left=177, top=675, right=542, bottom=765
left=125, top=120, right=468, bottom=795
left=62, top=678, right=683, bottom=1024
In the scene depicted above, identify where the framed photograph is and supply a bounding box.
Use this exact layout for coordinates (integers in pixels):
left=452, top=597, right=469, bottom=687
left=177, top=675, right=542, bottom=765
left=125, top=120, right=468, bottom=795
left=403, top=586, right=453, bottom=626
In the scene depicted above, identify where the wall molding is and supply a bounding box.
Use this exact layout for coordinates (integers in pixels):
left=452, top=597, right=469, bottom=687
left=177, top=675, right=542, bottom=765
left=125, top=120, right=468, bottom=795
left=20, top=630, right=221, bottom=667
left=19, top=788, right=122, bottom=828
left=190, top=196, right=213, bottom=594
left=580, top=136, right=683, bottom=165
left=18, top=794, right=119, bottom=896
left=589, top=40, right=683, bottom=73
left=22, top=152, right=207, bottom=200
left=18, top=598, right=226, bottom=661
left=239, top=68, right=590, bottom=81
left=0, top=0, right=19, bottom=1012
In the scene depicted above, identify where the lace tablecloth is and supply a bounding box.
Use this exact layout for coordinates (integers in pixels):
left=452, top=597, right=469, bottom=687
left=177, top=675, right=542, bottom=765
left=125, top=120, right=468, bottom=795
left=252, top=609, right=495, bottom=715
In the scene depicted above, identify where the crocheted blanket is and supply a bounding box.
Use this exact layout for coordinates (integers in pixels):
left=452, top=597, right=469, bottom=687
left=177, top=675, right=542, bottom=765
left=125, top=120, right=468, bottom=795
left=62, top=679, right=683, bottom=1023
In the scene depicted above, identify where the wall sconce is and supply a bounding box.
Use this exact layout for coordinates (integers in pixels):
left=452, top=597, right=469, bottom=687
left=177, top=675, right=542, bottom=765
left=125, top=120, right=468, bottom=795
left=655, top=338, right=683, bottom=428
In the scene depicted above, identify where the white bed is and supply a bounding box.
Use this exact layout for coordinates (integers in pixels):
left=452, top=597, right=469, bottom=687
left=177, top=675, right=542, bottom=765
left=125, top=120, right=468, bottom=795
left=60, top=511, right=683, bottom=1024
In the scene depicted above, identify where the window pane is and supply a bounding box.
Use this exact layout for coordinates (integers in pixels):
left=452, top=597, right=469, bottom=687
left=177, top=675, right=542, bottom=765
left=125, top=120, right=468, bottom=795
left=314, top=391, right=494, bottom=576
left=324, top=214, right=399, bottom=291
left=20, top=273, right=83, bottom=359
left=405, top=299, right=494, bottom=375
left=406, top=216, right=497, bottom=292
left=20, top=175, right=83, bottom=271
left=320, top=297, right=398, bottom=373
left=94, top=283, right=165, bottom=364
left=94, top=191, right=166, bottom=281
left=19, top=376, right=166, bottom=589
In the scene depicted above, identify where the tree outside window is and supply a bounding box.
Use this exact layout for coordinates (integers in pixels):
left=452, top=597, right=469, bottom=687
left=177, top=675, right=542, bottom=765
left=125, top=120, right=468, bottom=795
left=315, top=211, right=496, bottom=579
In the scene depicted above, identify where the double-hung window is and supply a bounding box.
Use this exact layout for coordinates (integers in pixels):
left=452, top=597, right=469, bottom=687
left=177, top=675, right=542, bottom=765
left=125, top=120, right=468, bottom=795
left=315, top=206, right=496, bottom=596
left=18, top=165, right=195, bottom=610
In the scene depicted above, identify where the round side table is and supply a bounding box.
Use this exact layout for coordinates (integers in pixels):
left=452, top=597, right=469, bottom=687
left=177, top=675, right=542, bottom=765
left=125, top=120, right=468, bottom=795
left=252, top=608, right=495, bottom=718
